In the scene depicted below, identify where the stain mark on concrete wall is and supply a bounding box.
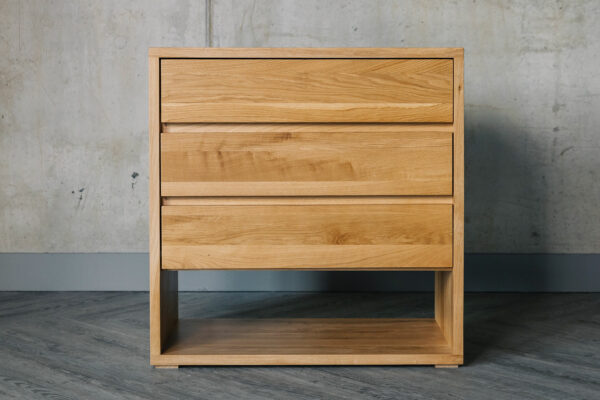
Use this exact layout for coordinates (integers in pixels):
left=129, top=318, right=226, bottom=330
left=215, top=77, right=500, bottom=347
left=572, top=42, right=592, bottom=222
left=71, top=188, right=85, bottom=209
left=560, top=146, right=574, bottom=156
left=552, top=102, right=566, bottom=114
left=131, top=171, right=139, bottom=189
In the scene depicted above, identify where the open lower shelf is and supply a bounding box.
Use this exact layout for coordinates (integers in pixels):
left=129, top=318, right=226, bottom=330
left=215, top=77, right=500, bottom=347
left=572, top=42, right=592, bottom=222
left=156, top=318, right=462, bottom=366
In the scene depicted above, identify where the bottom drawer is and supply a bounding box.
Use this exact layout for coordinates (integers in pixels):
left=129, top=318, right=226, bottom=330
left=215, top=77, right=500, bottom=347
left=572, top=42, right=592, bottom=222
left=161, top=204, right=453, bottom=270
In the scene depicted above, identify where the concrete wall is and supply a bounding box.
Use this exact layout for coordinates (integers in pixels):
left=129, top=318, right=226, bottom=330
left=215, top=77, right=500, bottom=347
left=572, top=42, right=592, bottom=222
left=1, top=0, right=599, bottom=255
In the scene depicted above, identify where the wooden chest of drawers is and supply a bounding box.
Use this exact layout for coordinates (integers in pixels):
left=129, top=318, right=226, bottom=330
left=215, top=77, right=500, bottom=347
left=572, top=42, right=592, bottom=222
left=149, top=48, right=464, bottom=367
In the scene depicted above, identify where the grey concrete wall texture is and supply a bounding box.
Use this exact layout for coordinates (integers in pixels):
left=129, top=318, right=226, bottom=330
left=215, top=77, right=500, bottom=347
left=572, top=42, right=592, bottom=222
left=1, top=0, right=599, bottom=254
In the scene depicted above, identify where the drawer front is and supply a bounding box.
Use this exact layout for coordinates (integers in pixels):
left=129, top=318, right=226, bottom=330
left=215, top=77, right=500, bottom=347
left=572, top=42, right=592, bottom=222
left=161, top=204, right=453, bottom=270
left=161, top=129, right=453, bottom=196
left=161, top=59, right=453, bottom=123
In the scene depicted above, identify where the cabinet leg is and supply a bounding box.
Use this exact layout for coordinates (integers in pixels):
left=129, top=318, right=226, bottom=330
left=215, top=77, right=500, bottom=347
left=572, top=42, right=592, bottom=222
left=435, top=364, right=459, bottom=368
left=155, top=365, right=179, bottom=369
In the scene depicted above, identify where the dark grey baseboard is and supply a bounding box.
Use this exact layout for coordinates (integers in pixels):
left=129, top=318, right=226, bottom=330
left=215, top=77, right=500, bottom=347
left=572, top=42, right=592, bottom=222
left=0, top=253, right=598, bottom=292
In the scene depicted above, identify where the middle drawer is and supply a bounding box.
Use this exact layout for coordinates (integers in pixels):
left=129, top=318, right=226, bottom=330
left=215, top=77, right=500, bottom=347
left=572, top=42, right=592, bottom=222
left=161, top=125, right=452, bottom=197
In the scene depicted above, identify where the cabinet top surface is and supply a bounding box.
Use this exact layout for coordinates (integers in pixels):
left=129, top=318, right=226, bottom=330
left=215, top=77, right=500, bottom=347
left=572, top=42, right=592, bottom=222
left=149, top=47, right=463, bottom=59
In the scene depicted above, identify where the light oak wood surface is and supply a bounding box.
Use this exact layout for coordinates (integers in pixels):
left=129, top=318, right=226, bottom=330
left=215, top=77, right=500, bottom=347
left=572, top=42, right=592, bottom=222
left=435, top=49, right=464, bottom=359
left=149, top=47, right=464, bottom=366
left=155, top=318, right=461, bottom=366
left=149, top=47, right=464, bottom=58
left=161, top=130, right=452, bottom=196
left=148, top=56, right=161, bottom=356
left=451, top=50, right=465, bottom=355
left=149, top=57, right=179, bottom=357
left=161, top=59, right=453, bottom=123
left=161, top=204, right=452, bottom=270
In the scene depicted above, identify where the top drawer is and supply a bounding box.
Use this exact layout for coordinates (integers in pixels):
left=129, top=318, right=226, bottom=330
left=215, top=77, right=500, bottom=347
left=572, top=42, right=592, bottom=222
left=161, top=59, right=453, bottom=123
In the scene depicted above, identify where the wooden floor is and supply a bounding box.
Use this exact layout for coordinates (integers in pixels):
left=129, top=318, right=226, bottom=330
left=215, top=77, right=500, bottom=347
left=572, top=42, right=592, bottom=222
left=0, top=292, right=598, bottom=399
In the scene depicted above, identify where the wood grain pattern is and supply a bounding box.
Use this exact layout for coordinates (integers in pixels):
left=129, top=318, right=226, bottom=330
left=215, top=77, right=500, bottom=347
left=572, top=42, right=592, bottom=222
left=148, top=56, right=163, bottom=355
left=161, top=130, right=452, bottom=196
left=435, top=49, right=464, bottom=359
left=451, top=50, right=465, bottom=356
left=149, top=47, right=464, bottom=58
left=435, top=270, right=453, bottom=341
left=161, top=204, right=453, bottom=270
left=149, top=56, right=178, bottom=360
left=156, top=318, right=458, bottom=366
left=161, top=59, right=453, bottom=123
left=149, top=47, right=464, bottom=366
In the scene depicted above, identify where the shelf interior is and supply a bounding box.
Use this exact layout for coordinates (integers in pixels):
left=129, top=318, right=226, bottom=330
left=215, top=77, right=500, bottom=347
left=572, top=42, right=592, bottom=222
left=163, top=318, right=452, bottom=356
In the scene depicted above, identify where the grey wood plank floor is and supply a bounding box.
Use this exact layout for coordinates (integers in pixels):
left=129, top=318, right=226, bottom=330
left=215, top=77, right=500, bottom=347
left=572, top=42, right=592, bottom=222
left=0, top=292, right=598, bottom=399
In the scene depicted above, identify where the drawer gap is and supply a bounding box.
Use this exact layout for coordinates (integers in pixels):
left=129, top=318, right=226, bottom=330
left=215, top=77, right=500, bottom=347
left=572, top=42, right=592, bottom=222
left=162, top=196, right=454, bottom=206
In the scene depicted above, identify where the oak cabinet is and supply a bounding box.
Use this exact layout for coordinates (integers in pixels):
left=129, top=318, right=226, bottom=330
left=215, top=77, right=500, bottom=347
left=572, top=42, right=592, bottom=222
left=149, top=48, right=464, bottom=367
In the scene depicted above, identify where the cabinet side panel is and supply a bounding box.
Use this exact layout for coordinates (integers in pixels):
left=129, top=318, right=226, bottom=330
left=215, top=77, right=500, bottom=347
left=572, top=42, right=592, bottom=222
left=150, top=56, right=178, bottom=360
left=452, top=52, right=465, bottom=355
left=149, top=56, right=162, bottom=356
left=435, top=52, right=464, bottom=360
